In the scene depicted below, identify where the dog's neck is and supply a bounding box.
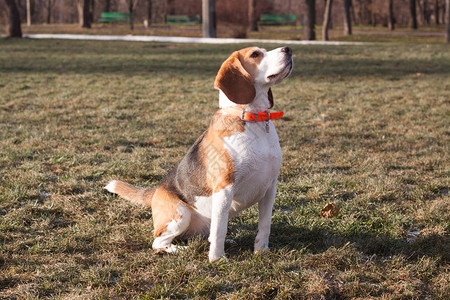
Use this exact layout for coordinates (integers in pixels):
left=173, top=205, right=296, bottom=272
left=219, top=87, right=272, bottom=112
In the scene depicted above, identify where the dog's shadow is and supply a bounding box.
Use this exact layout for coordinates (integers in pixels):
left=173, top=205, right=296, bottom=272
left=224, top=220, right=449, bottom=262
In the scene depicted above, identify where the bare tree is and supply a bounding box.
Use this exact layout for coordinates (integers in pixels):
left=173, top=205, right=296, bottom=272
left=388, top=0, right=395, bottom=30
left=248, top=0, right=257, bottom=31
left=202, top=0, right=216, bottom=38
left=344, top=0, right=352, bottom=35
left=322, top=0, right=333, bottom=40
left=304, top=0, right=316, bottom=40
left=145, top=0, right=152, bottom=28
left=417, top=0, right=425, bottom=24
left=77, top=0, right=91, bottom=28
left=410, top=0, right=418, bottom=28
left=4, top=0, right=22, bottom=37
left=47, top=0, right=52, bottom=24
left=89, top=0, right=95, bottom=24
left=435, top=0, right=440, bottom=24
left=126, top=0, right=141, bottom=30
left=104, top=0, right=110, bottom=12
left=26, top=0, right=31, bottom=26
left=446, top=0, right=450, bottom=42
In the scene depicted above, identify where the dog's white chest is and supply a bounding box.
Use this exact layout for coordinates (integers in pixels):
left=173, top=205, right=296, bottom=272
left=223, top=121, right=282, bottom=212
left=225, top=121, right=282, bottom=177
left=193, top=121, right=282, bottom=219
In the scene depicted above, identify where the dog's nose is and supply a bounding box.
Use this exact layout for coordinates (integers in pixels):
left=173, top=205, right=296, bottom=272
left=281, top=46, right=292, bottom=55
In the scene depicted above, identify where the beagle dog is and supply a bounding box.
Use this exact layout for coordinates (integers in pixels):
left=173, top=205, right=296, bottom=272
left=105, top=46, right=293, bottom=262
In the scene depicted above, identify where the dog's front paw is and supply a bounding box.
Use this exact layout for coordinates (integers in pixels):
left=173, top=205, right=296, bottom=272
left=254, top=238, right=270, bottom=253
left=254, top=247, right=270, bottom=255
left=209, top=253, right=228, bottom=263
left=209, top=248, right=226, bottom=263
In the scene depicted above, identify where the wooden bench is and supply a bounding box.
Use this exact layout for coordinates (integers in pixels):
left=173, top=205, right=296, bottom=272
left=98, top=12, right=132, bottom=24
left=257, top=14, right=297, bottom=26
left=166, top=15, right=201, bottom=25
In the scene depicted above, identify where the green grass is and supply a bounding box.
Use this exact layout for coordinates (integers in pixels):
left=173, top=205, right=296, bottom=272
left=0, top=38, right=449, bottom=299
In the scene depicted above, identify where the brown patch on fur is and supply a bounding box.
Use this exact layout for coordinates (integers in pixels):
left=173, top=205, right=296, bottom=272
left=214, top=48, right=256, bottom=104
left=151, top=186, right=184, bottom=238
left=201, top=110, right=245, bottom=193
left=241, top=48, right=264, bottom=78
left=159, top=110, right=245, bottom=204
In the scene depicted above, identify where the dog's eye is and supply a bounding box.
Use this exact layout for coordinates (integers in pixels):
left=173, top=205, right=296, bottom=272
left=250, top=51, right=260, bottom=58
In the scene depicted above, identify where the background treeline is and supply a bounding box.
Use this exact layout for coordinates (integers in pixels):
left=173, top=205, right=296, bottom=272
left=1, top=0, right=446, bottom=28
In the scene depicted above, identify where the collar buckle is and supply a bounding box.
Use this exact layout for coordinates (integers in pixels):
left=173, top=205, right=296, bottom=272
left=241, top=111, right=259, bottom=122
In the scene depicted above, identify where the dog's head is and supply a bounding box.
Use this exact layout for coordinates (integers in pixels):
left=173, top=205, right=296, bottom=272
left=214, top=47, right=293, bottom=107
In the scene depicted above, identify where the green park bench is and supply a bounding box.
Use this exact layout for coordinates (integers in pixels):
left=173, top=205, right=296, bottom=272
left=98, top=12, right=132, bottom=24
left=166, top=15, right=201, bottom=25
left=257, top=14, right=297, bottom=26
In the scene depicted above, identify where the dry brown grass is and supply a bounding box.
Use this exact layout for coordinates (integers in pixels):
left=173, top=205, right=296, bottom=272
left=0, top=38, right=448, bottom=298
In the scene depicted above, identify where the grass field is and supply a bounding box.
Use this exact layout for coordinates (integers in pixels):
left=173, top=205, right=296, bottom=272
left=0, top=38, right=449, bottom=299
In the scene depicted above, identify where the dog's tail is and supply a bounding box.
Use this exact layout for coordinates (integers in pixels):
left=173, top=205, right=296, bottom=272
left=104, top=180, right=155, bottom=207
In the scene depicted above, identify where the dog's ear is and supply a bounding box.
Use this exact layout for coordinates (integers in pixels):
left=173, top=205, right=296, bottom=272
left=214, top=51, right=256, bottom=104
left=268, top=88, right=274, bottom=109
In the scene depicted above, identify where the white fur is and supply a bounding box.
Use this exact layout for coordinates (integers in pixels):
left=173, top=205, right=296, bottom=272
left=104, top=180, right=117, bottom=193
left=208, top=185, right=234, bottom=262
left=194, top=195, right=213, bottom=220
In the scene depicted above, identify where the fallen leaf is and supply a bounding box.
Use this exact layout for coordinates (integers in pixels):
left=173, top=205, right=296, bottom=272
left=320, top=203, right=339, bottom=218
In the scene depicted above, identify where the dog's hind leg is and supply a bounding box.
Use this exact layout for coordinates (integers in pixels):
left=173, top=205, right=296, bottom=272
left=151, top=187, right=192, bottom=254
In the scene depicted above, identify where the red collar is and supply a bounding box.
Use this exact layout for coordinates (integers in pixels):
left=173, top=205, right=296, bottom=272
left=222, top=106, right=284, bottom=122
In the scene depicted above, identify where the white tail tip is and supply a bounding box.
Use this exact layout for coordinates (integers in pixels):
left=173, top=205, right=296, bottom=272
left=104, top=180, right=117, bottom=193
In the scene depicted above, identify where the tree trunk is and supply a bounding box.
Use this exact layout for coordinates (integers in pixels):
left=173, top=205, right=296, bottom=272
left=26, top=0, right=31, bottom=26
left=344, top=0, right=352, bottom=35
left=4, top=0, right=22, bottom=37
left=446, top=0, right=450, bottom=42
left=417, top=0, right=425, bottom=24
left=357, top=0, right=363, bottom=24
left=248, top=0, right=258, bottom=31
left=370, top=0, right=377, bottom=26
left=426, top=0, right=431, bottom=23
left=104, top=0, right=110, bottom=12
left=47, top=0, right=52, bottom=24
left=324, top=0, right=333, bottom=28
left=322, top=0, right=333, bottom=40
left=367, top=0, right=373, bottom=25
left=304, top=0, right=316, bottom=40
left=77, top=0, right=91, bottom=28
left=410, top=0, right=418, bottom=28
left=90, top=0, right=95, bottom=24
left=350, top=0, right=357, bottom=24
left=128, top=0, right=134, bottom=30
left=435, top=0, right=440, bottom=24
left=202, top=0, right=216, bottom=38
left=388, top=0, right=395, bottom=30
left=145, top=0, right=152, bottom=28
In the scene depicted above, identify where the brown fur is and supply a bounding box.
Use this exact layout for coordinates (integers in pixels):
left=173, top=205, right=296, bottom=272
left=203, top=110, right=245, bottom=193
left=110, top=180, right=155, bottom=206
left=151, top=186, right=184, bottom=237
left=240, top=48, right=264, bottom=78
left=214, top=48, right=256, bottom=104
